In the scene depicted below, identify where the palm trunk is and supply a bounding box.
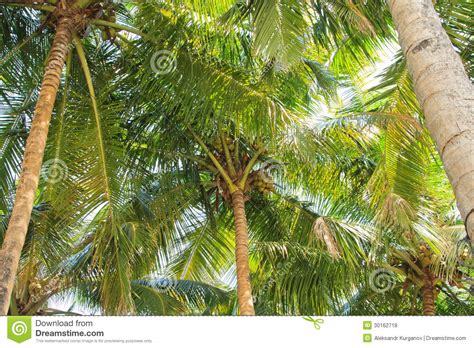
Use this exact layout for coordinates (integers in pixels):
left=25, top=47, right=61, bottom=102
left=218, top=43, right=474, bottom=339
left=0, top=16, right=74, bottom=315
left=387, top=0, right=474, bottom=240
left=231, top=190, right=255, bottom=315
left=421, top=268, right=435, bottom=316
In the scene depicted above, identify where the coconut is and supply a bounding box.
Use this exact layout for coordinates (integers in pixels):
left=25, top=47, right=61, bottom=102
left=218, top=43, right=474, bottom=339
left=421, top=256, right=431, bottom=267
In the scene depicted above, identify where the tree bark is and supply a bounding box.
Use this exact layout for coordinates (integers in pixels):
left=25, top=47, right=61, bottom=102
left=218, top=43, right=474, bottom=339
left=387, top=0, right=474, bottom=240
left=231, top=190, right=255, bottom=315
left=421, top=268, right=436, bottom=316
left=0, top=16, right=74, bottom=315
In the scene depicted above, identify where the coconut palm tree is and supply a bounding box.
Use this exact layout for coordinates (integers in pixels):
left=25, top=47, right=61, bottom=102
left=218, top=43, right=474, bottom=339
left=311, top=54, right=473, bottom=315
left=0, top=0, right=157, bottom=315
left=341, top=225, right=473, bottom=316
left=176, top=0, right=473, bottom=239
left=257, top=109, right=473, bottom=315
left=386, top=0, right=474, bottom=241
left=0, top=0, right=80, bottom=314
left=87, top=0, right=360, bottom=315
left=124, top=97, right=382, bottom=313
left=0, top=180, right=233, bottom=315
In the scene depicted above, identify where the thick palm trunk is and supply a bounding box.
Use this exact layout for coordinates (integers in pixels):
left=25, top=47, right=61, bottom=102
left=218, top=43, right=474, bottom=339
left=421, top=268, right=435, bottom=316
left=0, top=16, right=74, bottom=315
left=231, top=190, right=255, bottom=315
left=387, top=0, right=474, bottom=240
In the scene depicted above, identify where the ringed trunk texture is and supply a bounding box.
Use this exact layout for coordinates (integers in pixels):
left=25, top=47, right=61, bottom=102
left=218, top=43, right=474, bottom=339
left=387, top=0, right=474, bottom=240
left=421, top=268, right=436, bottom=316
left=231, top=190, right=255, bottom=315
left=0, top=16, right=74, bottom=315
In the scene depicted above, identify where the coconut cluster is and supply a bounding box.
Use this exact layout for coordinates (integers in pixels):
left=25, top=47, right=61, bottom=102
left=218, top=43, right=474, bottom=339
left=213, top=136, right=235, bottom=153
left=28, top=278, right=43, bottom=297
left=251, top=171, right=274, bottom=194
left=418, top=244, right=436, bottom=267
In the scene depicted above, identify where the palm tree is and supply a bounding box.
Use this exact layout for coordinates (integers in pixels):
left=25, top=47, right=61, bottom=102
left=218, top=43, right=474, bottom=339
left=105, top=1, right=353, bottom=315
left=126, top=102, right=382, bottom=314
left=317, top=57, right=473, bottom=315
left=0, top=0, right=88, bottom=315
left=0, top=180, right=233, bottom=315
left=177, top=0, right=473, bottom=239
left=386, top=0, right=474, bottom=241
left=342, top=226, right=473, bottom=316
left=383, top=243, right=456, bottom=316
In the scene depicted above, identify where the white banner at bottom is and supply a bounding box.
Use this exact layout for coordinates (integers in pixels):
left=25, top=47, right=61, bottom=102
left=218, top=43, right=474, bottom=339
left=0, top=316, right=471, bottom=347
